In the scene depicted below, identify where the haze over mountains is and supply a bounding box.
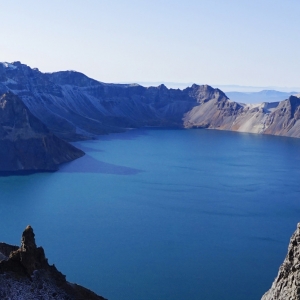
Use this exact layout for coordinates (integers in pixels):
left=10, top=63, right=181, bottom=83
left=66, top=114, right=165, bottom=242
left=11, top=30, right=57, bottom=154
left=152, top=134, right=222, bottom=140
left=1, top=61, right=300, bottom=171
left=134, top=82, right=299, bottom=94
left=226, top=90, right=299, bottom=104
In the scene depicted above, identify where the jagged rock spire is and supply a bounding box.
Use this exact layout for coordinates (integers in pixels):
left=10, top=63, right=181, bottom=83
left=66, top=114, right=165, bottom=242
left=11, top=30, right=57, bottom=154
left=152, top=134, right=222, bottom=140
left=21, top=225, right=37, bottom=252
left=262, top=223, right=300, bottom=300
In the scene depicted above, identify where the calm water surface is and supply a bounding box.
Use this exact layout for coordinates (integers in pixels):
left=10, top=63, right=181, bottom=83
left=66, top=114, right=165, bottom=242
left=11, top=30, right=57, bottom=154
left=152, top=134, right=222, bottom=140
left=1, top=129, right=300, bottom=300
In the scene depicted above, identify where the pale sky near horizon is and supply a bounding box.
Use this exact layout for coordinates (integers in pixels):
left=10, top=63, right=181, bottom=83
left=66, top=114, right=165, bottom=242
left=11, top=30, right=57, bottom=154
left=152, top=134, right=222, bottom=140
left=0, top=0, right=299, bottom=89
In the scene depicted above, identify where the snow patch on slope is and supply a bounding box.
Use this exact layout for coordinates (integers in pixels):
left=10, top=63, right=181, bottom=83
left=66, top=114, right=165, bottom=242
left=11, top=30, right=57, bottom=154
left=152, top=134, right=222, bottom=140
left=0, top=62, right=17, bottom=70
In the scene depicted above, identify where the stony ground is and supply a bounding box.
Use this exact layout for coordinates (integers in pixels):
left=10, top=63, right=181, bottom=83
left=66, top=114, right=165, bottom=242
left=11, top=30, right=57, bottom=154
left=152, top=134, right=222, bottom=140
left=0, top=270, right=72, bottom=300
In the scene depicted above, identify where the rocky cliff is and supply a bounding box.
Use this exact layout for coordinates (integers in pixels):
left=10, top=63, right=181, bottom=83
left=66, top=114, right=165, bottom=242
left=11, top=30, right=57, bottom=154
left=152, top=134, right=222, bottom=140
left=262, top=223, right=300, bottom=300
left=0, top=91, right=84, bottom=173
left=1, top=61, right=300, bottom=142
left=0, top=226, right=106, bottom=300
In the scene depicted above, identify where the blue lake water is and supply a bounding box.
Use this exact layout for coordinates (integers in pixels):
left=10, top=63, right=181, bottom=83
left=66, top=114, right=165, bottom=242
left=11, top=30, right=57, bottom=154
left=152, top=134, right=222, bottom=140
left=1, top=128, right=300, bottom=300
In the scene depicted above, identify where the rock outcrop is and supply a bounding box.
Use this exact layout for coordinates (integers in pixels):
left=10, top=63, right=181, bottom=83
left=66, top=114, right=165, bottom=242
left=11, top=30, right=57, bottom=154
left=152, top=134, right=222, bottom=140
left=0, top=92, right=84, bottom=173
left=0, top=226, right=106, bottom=300
left=262, top=223, right=300, bottom=300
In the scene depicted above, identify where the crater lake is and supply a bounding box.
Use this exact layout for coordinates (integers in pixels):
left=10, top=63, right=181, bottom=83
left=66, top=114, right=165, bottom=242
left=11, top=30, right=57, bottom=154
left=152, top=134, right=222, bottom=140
left=1, top=128, right=300, bottom=300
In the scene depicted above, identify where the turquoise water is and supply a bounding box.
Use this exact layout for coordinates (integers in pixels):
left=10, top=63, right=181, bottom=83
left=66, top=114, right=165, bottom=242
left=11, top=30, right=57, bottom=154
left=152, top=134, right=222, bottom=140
left=1, top=128, right=300, bottom=299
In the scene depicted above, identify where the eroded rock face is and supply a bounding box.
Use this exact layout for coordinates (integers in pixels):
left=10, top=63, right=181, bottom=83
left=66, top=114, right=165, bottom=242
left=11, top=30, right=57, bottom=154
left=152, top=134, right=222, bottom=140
left=0, top=92, right=84, bottom=173
left=262, top=223, right=300, bottom=300
left=0, top=226, right=106, bottom=300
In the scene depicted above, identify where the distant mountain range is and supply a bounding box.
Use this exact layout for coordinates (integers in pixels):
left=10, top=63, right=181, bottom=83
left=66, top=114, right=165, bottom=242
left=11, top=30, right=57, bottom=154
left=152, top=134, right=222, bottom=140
left=131, top=82, right=300, bottom=93
left=226, top=90, right=299, bottom=104
left=1, top=61, right=300, bottom=172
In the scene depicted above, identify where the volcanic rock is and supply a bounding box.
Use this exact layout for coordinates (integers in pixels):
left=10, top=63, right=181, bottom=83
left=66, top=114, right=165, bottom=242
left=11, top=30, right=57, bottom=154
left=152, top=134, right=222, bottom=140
left=0, top=226, right=106, bottom=300
left=262, top=223, right=300, bottom=300
left=1, top=61, right=300, bottom=141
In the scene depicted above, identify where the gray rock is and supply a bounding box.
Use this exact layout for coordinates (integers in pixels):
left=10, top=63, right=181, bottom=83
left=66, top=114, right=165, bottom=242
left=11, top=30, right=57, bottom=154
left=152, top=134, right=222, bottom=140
left=262, top=223, right=300, bottom=300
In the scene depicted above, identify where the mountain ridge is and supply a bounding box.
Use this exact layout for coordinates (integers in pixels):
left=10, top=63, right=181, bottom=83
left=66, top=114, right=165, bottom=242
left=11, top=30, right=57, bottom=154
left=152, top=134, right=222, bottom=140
left=1, top=61, right=300, bottom=142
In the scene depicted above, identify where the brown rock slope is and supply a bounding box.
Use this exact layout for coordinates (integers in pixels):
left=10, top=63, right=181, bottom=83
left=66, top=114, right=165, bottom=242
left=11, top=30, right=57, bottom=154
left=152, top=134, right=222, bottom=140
left=184, top=93, right=300, bottom=138
left=262, top=223, right=300, bottom=300
left=0, top=226, right=106, bottom=300
left=0, top=92, right=84, bottom=173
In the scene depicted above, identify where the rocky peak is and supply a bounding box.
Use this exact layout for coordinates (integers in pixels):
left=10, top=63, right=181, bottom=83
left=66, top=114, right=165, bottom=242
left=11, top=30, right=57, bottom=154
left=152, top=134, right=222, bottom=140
left=21, top=225, right=37, bottom=252
left=189, top=84, right=228, bottom=103
left=47, top=70, right=101, bottom=87
left=8, top=225, right=48, bottom=276
left=157, top=84, right=168, bottom=89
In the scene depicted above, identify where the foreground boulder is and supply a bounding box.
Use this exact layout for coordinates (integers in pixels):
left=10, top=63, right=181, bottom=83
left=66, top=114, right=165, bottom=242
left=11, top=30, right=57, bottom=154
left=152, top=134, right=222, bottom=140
left=0, top=226, right=106, bottom=300
left=0, top=92, right=84, bottom=173
left=262, top=223, right=300, bottom=300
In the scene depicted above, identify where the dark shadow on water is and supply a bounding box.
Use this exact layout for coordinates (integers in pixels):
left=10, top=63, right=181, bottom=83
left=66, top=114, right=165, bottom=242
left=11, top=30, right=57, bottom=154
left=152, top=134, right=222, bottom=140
left=59, top=154, right=143, bottom=175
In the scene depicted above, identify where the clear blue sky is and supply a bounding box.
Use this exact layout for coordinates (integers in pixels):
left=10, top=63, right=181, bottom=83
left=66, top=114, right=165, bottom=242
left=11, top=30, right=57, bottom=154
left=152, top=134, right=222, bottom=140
left=0, top=0, right=299, bottom=88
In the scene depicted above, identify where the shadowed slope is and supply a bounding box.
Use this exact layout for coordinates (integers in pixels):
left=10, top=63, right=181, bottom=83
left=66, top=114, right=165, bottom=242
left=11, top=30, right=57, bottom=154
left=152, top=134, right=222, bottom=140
left=0, top=92, right=84, bottom=173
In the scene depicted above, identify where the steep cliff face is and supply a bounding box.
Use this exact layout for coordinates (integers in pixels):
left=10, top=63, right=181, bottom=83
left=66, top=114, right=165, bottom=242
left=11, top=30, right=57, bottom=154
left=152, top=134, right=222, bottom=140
left=263, top=96, right=300, bottom=138
left=262, top=223, right=300, bottom=300
left=0, top=226, right=106, bottom=300
left=183, top=86, right=243, bottom=129
left=0, top=92, right=84, bottom=173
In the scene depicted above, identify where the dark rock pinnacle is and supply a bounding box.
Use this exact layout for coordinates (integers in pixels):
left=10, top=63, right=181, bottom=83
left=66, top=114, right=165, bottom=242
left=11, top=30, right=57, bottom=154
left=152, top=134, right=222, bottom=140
left=21, top=225, right=37, bottom=252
